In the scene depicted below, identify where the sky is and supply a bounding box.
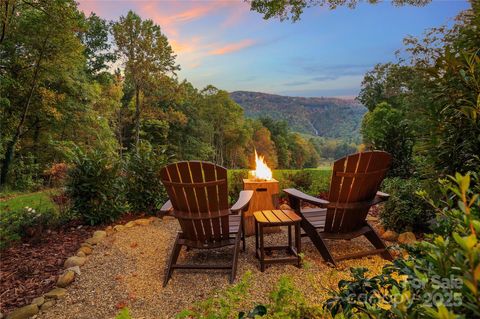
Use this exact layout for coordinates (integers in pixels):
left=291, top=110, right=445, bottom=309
left=78, top=0, right=470, bottom=98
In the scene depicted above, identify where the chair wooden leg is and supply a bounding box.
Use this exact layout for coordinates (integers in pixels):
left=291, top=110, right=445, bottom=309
left=241, top=216, right=246, bottom=252
left=301, top=220, right=337, bottom=266
left=364, top=223, right=393, bottom=261
left=230, top=229, right=242, bottom=284
left=163, top=232, right=182, bottom=287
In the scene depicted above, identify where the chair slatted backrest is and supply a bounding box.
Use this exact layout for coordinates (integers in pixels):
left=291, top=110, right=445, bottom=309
left=324, top=151, right=391, bottom=233
left=160, top=161, right=230, bottom=244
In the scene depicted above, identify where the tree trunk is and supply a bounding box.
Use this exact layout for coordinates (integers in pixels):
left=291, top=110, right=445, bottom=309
left=134, top=85, right=141, bottom=152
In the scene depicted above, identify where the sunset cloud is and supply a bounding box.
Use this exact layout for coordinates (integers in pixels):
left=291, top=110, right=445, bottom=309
left=209, top=39, right=256, bottom=55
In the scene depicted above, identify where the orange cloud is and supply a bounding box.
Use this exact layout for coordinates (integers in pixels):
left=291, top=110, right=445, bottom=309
left=170, top=36, right=202, bottom=54
left=209, top=39, right=256, bottom=55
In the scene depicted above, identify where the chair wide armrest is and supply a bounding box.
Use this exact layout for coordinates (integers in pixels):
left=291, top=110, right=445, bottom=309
left=374, top=191, right=390, bottom=204
left=284, top=188, right=329, bottom=208
left=160, top=200, right=173, bottom=215
left=230, top=190, right=254, bottom=214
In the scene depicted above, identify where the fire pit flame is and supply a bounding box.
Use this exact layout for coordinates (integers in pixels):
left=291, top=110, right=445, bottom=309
left=250, top=149, right=272, bottom=181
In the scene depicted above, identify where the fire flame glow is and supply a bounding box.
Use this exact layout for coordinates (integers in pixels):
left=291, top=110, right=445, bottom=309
left=251, top=149, right=272, bottom=181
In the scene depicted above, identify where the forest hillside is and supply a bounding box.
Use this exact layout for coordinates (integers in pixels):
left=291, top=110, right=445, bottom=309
left=230, top=91, right=366, bottom=142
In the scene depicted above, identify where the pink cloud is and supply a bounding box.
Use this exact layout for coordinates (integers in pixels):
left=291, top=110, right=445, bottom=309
left=209, top=39, right=256, bottom=55
left=77, top=0, right=100, bottom=15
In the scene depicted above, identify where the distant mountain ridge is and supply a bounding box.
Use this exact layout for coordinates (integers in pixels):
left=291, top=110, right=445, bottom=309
left=230, top=91, right=367, bottom=142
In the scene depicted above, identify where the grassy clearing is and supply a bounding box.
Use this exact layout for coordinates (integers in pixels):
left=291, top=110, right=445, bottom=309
left=0, top=189, right=62, bottom=249
left=0, top=189, right=60, bottom=214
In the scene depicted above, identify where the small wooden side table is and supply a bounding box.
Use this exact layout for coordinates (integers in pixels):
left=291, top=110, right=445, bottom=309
left=253, top=209, right=302, bottom=272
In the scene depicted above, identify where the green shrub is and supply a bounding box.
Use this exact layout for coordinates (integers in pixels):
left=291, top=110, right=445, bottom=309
left=261, top=276, right=324, bottom=319
left=325, top=173, right=480, bottom=318
left=177, top=272, right=325, bottom=319
left=380, top=177, right=435, bottom=232
left=228, top=169, right=248, bottom=205
left=282, top=170, right=313, bottom=193
left=66, top=148, right=127, bottom=225
left=177, top=272, right=252, bottom=319
left=125, top=142, right=168, bottom=214
left=0, top=205, right=58, bottom=249
left=115, top=308, right=132, bottom=319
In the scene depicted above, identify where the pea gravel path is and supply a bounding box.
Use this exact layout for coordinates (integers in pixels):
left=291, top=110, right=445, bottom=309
left=38, top=217, right=388, bottom=319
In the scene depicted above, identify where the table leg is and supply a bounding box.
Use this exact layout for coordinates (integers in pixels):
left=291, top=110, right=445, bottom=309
left=295, top=222, right=301, bottom=268
left=259, top=224, right=265, bottom=272
left=288, top=225, right=292, bottom=250
left=255, top=220, right=259, bottom=258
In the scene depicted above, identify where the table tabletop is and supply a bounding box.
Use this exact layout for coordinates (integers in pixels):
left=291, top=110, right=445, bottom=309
left=253, top=209, right=301, bottom=225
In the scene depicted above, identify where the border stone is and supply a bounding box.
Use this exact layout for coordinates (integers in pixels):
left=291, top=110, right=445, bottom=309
left=44, top=288, right=67, bottom=299
left=40, top=301, right=55, bottom=311
left=31, top=297, right=44, bottom=307
left=6, top=304, right=38, bottom=319
left=64, top=256, right=86, bottom=268
left=56, top=270, right=75, bottom=288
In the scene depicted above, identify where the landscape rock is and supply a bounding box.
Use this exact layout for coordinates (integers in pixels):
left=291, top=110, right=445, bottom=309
left=105, top=226, right=114, bottom=236
left=85, top=236, right=102, bottom=245
left=78, top=246, right=92, bottom=255
left=56, top=270, right=75, bottom=288
left=80, top=242, right=93, bottom=249
left=134, top=218, right=150, bottom=226
left=382, top=230, right=399, bottom=242
left=113, top=225, right=125, bottom=232
left=31, top=297, right=44, bottom=307
left=398, top=232, right=416, bottom=244
left=40, top=301, right=55, bottom=311
left=6, top=304, right=38, bottom=319
left=93, top=230, right=107, bottom=239
left=279, top=203, right=292, bottom=211
left=124, top=221, right=136, bottom=228
left=64, top=256, right=86, bottom=268
left=44, top=288, right=67, bottom=299
left=66, top=266, right=81, bottom=275
left=76, top=251, right=86, bottom=258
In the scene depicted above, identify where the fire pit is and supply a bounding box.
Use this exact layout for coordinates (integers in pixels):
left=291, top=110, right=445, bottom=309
left=242, top=150, right=280, bottom=236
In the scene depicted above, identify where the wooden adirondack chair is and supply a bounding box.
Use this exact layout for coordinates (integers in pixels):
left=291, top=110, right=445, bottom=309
left=159, top=161, right=253, bottom=286
left=284, top=151, right=394, bottom=266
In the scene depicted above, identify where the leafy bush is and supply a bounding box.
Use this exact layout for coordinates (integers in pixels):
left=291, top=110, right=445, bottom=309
left=282, top=170, right=313, bottom=193
left=125, top=142, right=168, bottom=214
left=115, top=308, right=132, bottom=319
left=0, top=205, right=58, bottom=249
left=325, top=173, right=480, bottom=318
left=177, top=272, right=252, bottom=319
left=261, top=276, right=324, bottom=318
left=66, top=148, right=127, bottom=225
left=177, top=272, right=325, bottom=319
left=228, top=169, right=248, bottom=205
left=380, top=177, right=435, bottom=232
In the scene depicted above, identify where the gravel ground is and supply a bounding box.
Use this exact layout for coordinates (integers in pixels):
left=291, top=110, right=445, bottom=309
left=38, top=217, right=388, bottom=319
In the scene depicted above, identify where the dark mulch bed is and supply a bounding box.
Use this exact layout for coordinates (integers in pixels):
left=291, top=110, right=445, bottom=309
left=0, top=220, right=102, bottom=314
left=0, top=212, right=153, bottom=315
